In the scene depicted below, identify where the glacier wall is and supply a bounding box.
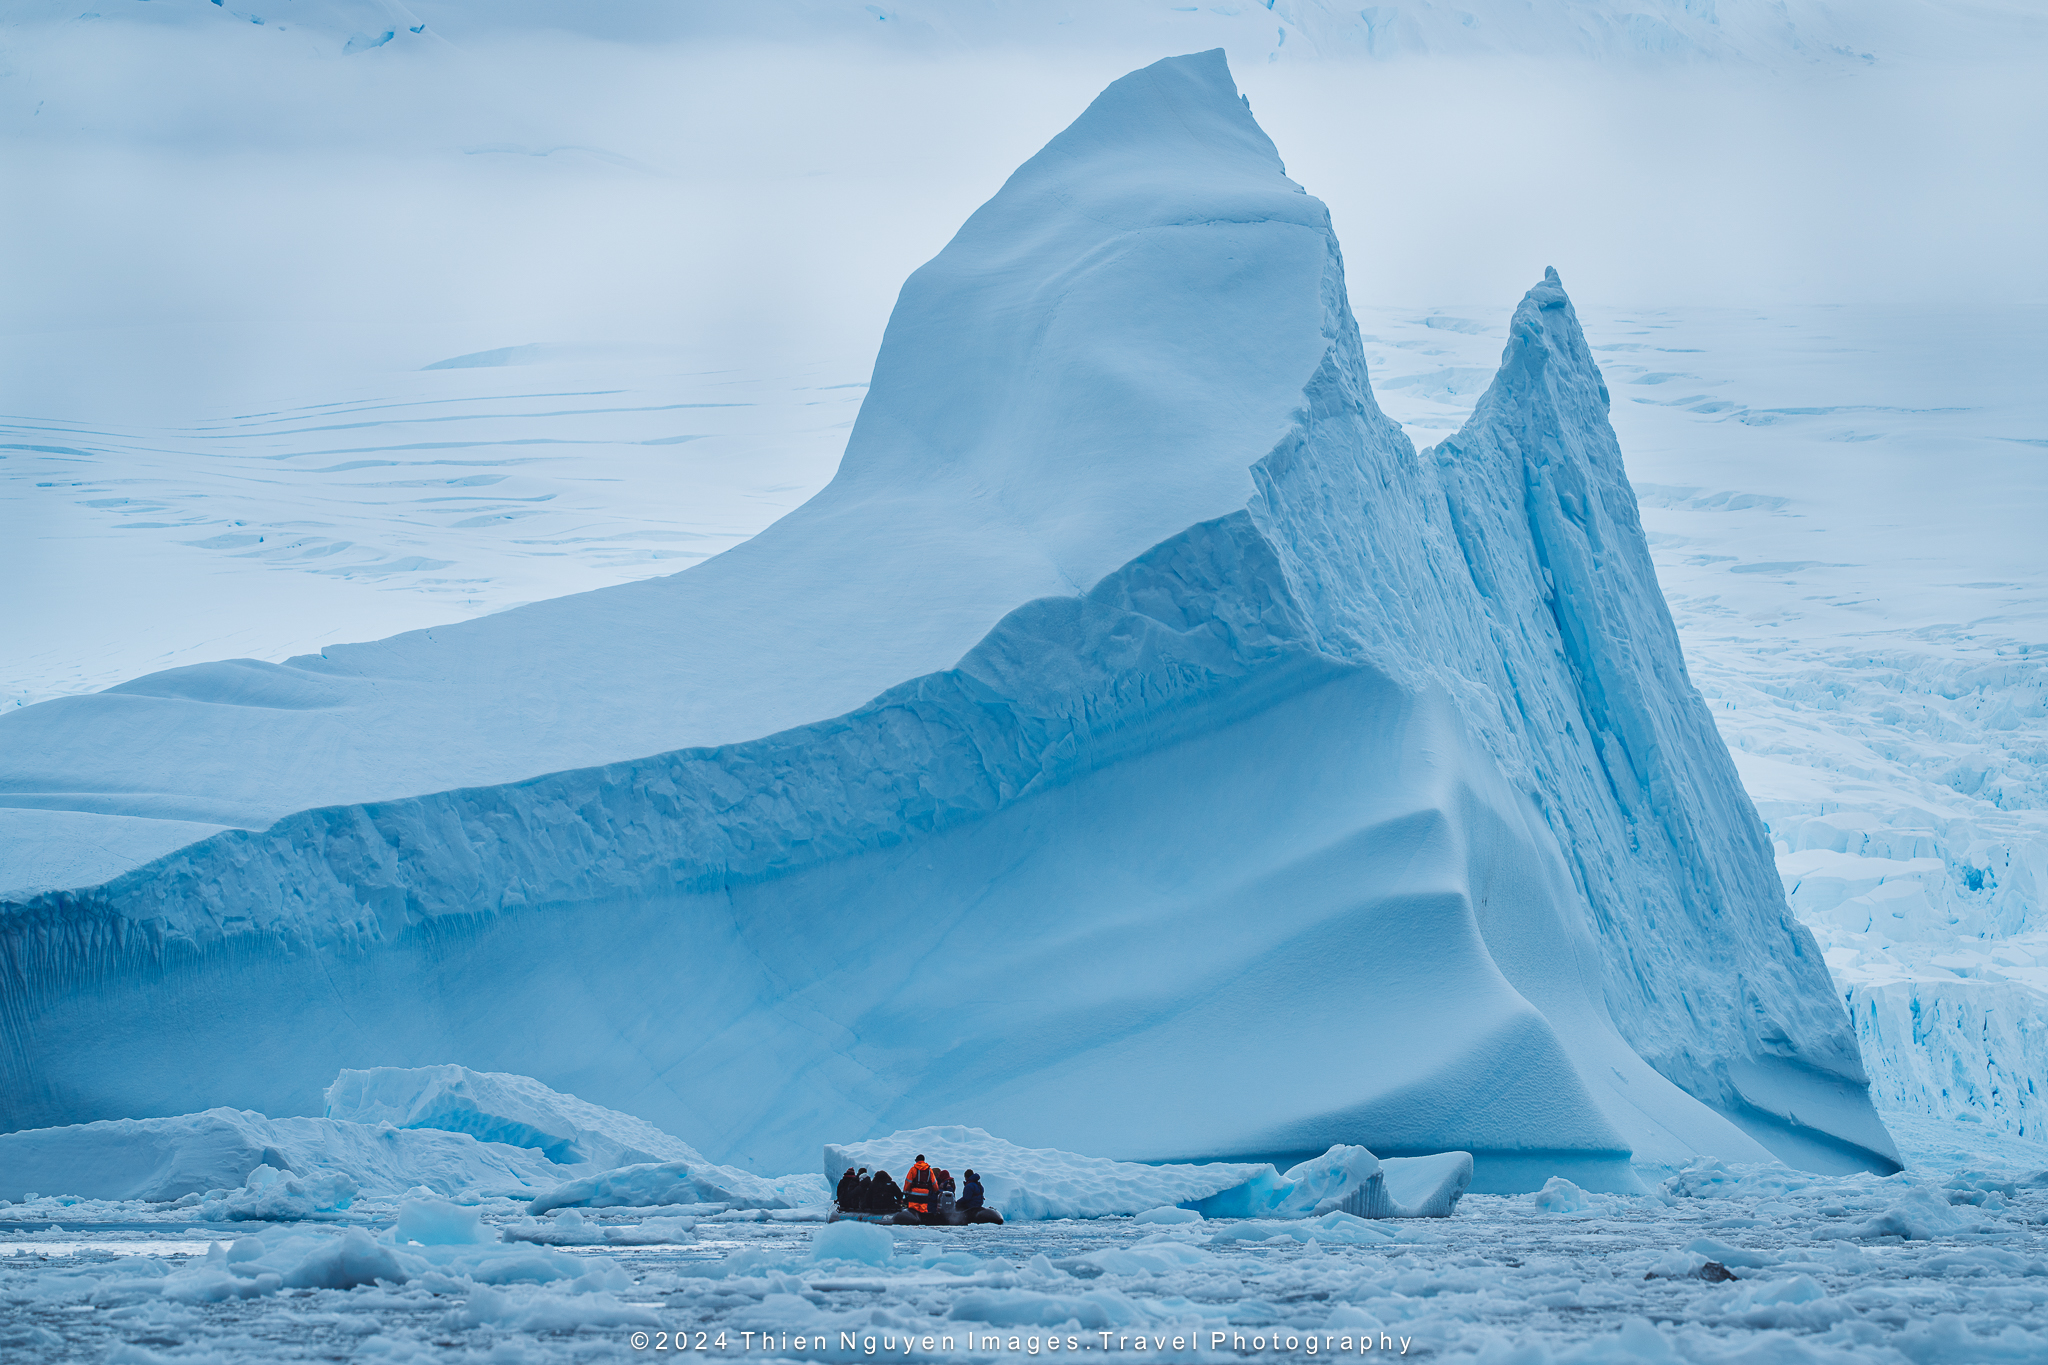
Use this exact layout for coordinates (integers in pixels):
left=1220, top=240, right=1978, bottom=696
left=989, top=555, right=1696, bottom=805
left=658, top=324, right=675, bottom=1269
left=1691, top=620, right=2045, bottom=1138
left=0, top=51, right=1893, bottom=1184
left=1771, top=800, right=2048, bottom=1139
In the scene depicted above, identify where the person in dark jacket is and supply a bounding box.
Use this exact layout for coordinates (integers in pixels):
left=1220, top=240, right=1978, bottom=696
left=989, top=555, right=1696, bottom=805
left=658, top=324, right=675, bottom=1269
left=836, top=1167, right=861, bottom=1211
left=871, top=1169, right=903, bottom=1213
left=958, top=1169, right=985, bottom=1212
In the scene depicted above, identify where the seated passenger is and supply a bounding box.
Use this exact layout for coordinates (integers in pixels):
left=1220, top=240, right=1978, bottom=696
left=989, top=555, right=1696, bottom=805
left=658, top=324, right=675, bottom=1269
left=959, top=1169, right=985, bottom=1212
left=836, top=1167, right=861, bottom=1210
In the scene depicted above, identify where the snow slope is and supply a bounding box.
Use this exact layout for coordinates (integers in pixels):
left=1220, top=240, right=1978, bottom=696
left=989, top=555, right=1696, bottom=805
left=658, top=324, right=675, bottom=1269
left=0, top=52, right=1889, bottom=1187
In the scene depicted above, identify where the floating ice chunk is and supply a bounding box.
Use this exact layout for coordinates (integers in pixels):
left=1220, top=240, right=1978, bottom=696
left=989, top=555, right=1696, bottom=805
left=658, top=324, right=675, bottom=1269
left=282, top=1228, right=416, bottom=1290
left=809, top=1220, right=894, bottom=1266
left=1723, top=1274, right=1830, bottom=1325
left=1380, top=1152, right=1475, bottom=1216
left=0, top=1109, right=559, bottom=1203
left=324, top=1065, right=704, bottom=1170
left=1533, top=1176, right=1595, bottom=1212
left=1178, top=1167, right=1296, bottom=1220
left=1839, top=1186, right=1976, bottom=1240
left=393, top=1197, right=494, bottom=1246
left=1684, top=1236, right=1774, bottom=1269
left=1271, top=1145, right=1382, bottom=1216
left=1642, top=1249, right=1719, bottom=1280
left=502, top=1208, right=609, bottom=1245
left=1133, top=1206, right=1204, bottom=1225
left=1274, top=1149, right=1475, bottom=1218
left=161, top=1242, right=285, bottom=1303
left=195, top=1163, right=357, bottom=1222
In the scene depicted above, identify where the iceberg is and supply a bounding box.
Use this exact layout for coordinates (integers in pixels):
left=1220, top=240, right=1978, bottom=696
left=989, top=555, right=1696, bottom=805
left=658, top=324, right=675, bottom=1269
left=323, top=1065, right=707, bottom=1170
left=0, top=1107, right=564, bottom=1203
left=196, top=1164, right=360, bottom=1222
left=524, top=1160, right=823, bottom=1215
left=0, top=50, right=1893, bottom=1187
left=1267, top=1145, right=1473, bottom=1219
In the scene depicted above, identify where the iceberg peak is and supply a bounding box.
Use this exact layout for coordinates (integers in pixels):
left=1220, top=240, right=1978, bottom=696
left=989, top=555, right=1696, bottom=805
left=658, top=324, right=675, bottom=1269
left=0, top=54, right=1893, bottom=1187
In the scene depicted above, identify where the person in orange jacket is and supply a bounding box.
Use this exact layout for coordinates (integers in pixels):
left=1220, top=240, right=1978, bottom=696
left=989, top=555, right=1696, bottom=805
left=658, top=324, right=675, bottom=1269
left=903, top=1155, right=938, bottom=1217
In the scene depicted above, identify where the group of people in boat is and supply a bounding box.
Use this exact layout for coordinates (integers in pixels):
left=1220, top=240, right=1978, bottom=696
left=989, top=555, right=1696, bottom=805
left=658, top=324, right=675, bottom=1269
left=835, top=1154, right=988, bottom=1220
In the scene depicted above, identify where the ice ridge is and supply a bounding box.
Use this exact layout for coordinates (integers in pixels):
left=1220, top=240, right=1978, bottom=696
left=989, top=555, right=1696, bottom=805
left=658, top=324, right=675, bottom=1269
left=1421, top=270, right=1895, bottom=1171
left=0, top=51, right=1892, bottom=1184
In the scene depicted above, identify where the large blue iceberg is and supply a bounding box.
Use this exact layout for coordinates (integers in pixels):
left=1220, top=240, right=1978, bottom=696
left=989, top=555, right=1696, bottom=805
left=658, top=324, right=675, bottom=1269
left=0, top=51, right=1894, bottom=1188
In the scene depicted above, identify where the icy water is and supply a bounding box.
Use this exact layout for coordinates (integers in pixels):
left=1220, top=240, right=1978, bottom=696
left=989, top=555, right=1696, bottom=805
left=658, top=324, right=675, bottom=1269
left=7, top=1132, right=2048, bottom=1365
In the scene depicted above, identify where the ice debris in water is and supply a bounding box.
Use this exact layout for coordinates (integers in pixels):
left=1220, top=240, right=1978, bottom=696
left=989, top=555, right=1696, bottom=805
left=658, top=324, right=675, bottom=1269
left=4, top=1142, right=2048, bottom=1361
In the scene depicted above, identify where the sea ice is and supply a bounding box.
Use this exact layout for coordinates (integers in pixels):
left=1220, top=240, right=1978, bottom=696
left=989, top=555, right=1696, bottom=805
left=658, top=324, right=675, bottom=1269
left=4, top=1135, right=2046, bottom=1363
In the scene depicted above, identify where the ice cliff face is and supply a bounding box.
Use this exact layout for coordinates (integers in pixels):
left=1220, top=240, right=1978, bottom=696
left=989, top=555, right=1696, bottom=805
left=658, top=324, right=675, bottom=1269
left=0, top=51, right=1894, bottom=1185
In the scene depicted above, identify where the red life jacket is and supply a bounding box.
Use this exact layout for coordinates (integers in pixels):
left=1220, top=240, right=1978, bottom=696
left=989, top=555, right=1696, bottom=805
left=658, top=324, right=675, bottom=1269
left=904, top=1161, right=936, bottom=1211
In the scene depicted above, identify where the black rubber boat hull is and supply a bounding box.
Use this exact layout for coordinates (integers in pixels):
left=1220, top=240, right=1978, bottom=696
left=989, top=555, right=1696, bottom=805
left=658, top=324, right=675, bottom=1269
left=827, top=1208, right=1004, bottom=1225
